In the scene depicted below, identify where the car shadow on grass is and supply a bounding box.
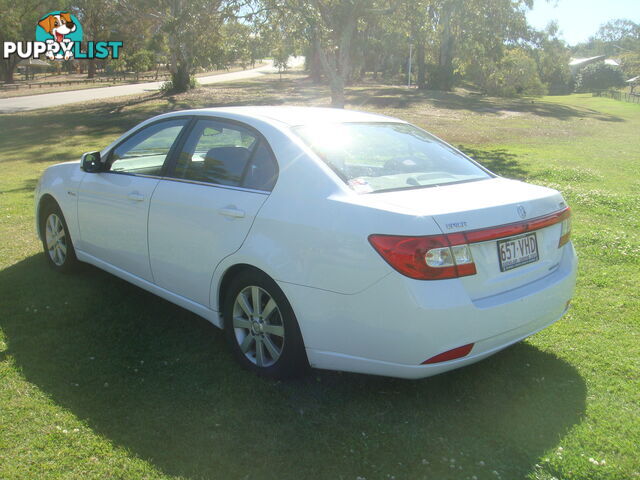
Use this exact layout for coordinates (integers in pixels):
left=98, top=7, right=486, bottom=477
left=0, top=255, right=586, bottom=480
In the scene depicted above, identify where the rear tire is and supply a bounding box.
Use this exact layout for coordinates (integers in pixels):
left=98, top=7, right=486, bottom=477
left=40, top=201, right=78, bottom=273
left=223, top=269, right=308, bottom=379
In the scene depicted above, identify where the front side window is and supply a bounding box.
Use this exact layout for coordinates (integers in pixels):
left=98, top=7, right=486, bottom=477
left=110, top=119, right=188, bottom=175
left=171, top=119, right=278, bottom=191
left=293, top=122, right=492, bottom=193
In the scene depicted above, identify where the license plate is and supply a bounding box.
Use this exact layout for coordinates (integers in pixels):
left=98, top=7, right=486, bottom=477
left=497, top=233, right=539, bottom=272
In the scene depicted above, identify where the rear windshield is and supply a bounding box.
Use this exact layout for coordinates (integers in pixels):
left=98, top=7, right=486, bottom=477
left=293, top=122, right=492, bottom=193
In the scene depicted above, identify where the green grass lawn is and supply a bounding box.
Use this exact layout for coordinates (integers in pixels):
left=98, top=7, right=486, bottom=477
left=0, top=73, right=638, bottom=480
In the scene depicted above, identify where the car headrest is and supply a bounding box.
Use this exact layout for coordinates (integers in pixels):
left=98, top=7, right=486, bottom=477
left=203, top=146, right=251, bottom=185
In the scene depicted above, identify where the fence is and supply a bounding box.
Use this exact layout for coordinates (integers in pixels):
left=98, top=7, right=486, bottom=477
left=0, top=72, right=172, bottom=92
left=593, top=90, right=640, bottom=104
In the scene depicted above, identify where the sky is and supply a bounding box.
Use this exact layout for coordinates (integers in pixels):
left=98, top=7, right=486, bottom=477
left=526, top=0, right=640, bottom=45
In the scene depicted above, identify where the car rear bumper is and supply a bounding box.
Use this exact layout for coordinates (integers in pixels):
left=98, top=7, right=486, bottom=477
left=279, top=243, right=577, bottom=379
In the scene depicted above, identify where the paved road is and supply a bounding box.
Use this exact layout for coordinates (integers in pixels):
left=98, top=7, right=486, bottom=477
left=0, top=58, right=302, bottom=114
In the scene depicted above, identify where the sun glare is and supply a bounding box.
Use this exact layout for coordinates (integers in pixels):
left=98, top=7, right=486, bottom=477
left=303, top=124, right=353, bottom=151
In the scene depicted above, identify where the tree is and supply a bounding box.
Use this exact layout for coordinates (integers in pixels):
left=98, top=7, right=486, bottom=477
left=119, top=0, right=238, bottom=92
left=480, top=48, right=546, bottom=97
left=530, top=22, right=572, bottom=94
left=221, top=22, right=255, bottom=69
left=596, top=19, right=640, bottom=50
left=270, top=30, right=294, bottom=80
left=314, top=1, right=398, bottom=107
left=595, top=19, right=640, bottom=81
left=72, top=0, right=116, bottom=78
left=256, top=0, right=394, bottom=107
left=576, top=63, right=625, bottom=92
left=254, top=13, right=298, bottom=77
left=126, top=49, right=155, bottom=80
left=573, top=20, right=640, bottom=59
left=619, top=51, right=640, bottom=79
left=0, top=0, right=50, bottom=83
left=419, top=0, right=533, bottom=91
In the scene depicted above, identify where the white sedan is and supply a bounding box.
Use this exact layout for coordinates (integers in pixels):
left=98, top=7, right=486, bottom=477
left=35, top=106, right=577, bottom=379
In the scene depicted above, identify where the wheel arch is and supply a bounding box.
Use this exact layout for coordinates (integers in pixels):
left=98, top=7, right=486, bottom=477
left=217, top=263, right=269, bottom=324
left=217, top=261, right=310, bottom=377
left=36, top=193, right=60, bottom=240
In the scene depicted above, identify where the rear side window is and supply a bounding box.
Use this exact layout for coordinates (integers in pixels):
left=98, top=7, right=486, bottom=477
left=171, top=119, right=277, bottom=191
left=242, top=140, right=278, bottom=191
left=173, top=120, right=256, bottom=186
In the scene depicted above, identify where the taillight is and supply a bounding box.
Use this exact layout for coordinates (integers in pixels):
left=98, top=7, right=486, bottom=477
left=558, top=213, right=572, bottom=247
left=368, top=234, right=477, bottom=280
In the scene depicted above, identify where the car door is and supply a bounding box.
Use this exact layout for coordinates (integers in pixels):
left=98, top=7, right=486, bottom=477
left=76, top=118, right=190, bottom=282
left=147, top=117, right=278, bottom=307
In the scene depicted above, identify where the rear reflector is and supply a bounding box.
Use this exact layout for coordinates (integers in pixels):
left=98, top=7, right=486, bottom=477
left=558, top=213, right=572, bottom=247
left=422, top=343, right=474, bottom=364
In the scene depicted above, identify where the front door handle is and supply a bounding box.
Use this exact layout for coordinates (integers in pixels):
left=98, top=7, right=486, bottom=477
left=127, top=191, right=145, bottom=202
left=218, top=207, right=245, bottom=219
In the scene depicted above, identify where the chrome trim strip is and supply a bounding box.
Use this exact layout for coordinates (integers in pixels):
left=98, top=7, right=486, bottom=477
left=160, top=176, right=271, bottom=194
left=104, top=171, right=270, bottom=194
left=104, top=171, right=164, bottom=180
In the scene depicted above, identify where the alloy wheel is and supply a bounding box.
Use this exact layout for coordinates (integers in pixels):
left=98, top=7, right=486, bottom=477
left=45, top=213, right=67, bottom=266
left=232, top=286, right=285, bottom=367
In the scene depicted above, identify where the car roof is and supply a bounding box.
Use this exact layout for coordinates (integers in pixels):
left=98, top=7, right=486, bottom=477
left=155, top=106, right=403, bottom=127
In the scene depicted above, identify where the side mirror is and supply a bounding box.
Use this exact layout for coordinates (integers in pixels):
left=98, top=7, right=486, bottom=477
left=81, top=151, right=103, bottom=173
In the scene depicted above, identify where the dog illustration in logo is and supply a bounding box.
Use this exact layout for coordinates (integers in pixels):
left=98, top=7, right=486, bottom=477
left=38, top=12, right=76, bottom=60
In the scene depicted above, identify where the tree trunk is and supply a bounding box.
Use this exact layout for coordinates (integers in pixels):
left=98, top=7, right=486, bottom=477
left=171, top=62, right=191, bottom=92
left=167, top=0, right=192, bottom=93
left=433, top=2, right=455, bottom=91
left=437, top=36, right=455, bottom=90
left=87, top=58, right=96, bottom=79
left=1, top=57, right=18, bottom=83
left=309, top=43, right=323, bottom=84
left=329, top=75, right=346, bottom=107
left=317, top=46, right=348, bottom=108
left=313, top=3, right=358, bottom=108
left=4, top=67, right=15, bottom=83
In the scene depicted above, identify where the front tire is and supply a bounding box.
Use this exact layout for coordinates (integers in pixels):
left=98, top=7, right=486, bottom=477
left=40, top=202, right=78, bottom=273
left=223, top=270, right=308, bottom=379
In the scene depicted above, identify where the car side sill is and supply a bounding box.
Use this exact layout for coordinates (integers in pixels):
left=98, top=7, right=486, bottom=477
left=76, top=250, right=223, bottom=328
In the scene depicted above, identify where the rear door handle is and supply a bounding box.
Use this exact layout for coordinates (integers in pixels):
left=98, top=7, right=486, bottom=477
left=218, top=207, right=245, bottom=219
left=127, top=191, right=145, bottom=202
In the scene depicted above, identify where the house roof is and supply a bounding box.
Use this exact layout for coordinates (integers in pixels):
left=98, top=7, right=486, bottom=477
left=569, top=56, right=605, bottom=66
left=569, top=56, right=620, bottom=68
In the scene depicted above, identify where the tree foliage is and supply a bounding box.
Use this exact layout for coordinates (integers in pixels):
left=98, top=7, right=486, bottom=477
left=529, top=22, right=572, bottom=94
left=126, top=49, right=155, bottom=79
left=3, top=0, right=636, bottom=101
left=619, top=52, right=640, bottom=79
left=478, top=48, right=546, bottom=97
left=118, top=0, right=238, bottom=92
left=0, top=0, right=51, bottom=83
left=573, top=19, right=639, bottom=69
left=254, top=0, right=395, bottom=107
left=418, top=0, right=533, bottom=91
left=576, top=63, right=626, bottom=92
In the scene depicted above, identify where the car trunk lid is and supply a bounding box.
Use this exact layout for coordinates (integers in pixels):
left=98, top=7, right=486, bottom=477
left=371, top=177, right=569, bottom=299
